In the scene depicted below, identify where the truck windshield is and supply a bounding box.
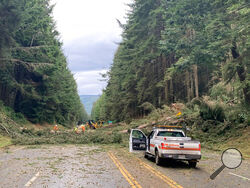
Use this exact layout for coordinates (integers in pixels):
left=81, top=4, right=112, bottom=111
left=157, top=131, right=184, bottom=137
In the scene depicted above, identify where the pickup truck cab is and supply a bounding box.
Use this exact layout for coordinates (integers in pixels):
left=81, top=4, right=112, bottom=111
left=129, top=127, right=201, bottom=168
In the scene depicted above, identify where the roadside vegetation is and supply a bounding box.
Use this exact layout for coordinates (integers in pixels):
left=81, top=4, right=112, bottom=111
left=91, top=0, right=250, bottom=156
left=1, top=96, right=249, bottom=158
left=92, top=0, right=250, bottom=122
left=0, top=135, right=11, bottom=148
left=128, top=101, right=250, bottom=158
left=0, top=100, right=126, bottom=147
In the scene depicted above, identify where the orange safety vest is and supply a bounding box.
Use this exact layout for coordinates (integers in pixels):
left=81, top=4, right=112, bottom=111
left=81, top=125, right=85, bottom=132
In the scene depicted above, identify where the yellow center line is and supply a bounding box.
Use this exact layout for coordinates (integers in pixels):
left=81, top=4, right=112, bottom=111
left=107, top=152, right=142, bottom=188
left=138, top=158, right=183, bottom=188
left=108, top=153, right=136, bottom=188
left=110, top=153, right=142, bottom=188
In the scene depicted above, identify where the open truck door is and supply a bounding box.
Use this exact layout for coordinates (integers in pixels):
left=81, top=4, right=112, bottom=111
left=129, top=129, right=147, bottom=152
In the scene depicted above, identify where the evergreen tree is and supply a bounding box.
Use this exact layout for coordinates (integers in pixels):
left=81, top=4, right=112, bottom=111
left=0, top=0, right=88, bottom=126
left=93, top=0, right=249, bottom=121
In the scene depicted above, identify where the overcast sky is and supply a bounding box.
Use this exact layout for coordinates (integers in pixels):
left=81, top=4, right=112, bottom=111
left=51, top=0, right=130, bottom=95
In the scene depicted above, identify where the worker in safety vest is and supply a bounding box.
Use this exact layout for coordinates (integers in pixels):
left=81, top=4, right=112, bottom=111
left=53, top=124, right=58, bottom=132
left=74, top=126, right=78, bottom=133
left=81, top=125, right=85, bottom=133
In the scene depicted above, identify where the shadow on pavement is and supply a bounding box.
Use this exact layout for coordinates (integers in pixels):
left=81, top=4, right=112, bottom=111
left=146, top=156, right=202, bottom=170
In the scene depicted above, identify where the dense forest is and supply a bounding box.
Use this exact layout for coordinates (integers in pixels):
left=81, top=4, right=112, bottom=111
left=92, top=0, right=249, bottom=123
left=0, top=0, right=88, bottom=126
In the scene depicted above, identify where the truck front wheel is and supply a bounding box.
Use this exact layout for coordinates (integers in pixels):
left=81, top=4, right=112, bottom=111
left=155, top=150, right=162, bottom=166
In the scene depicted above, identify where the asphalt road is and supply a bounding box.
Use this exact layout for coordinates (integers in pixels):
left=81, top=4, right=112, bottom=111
left=0, top=145, right=249, bottom=188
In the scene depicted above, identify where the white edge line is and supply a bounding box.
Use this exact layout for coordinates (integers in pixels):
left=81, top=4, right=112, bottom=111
left=25, top=172, right=40, bottom=187
left=229, top=172, right=250, bottom=181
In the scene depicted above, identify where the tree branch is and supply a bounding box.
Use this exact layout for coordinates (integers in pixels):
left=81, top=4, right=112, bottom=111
left=0, top=123, right=11, bottom=136
left=11, top=45, right=53, bottom=50
left=0, top=58, right=53, bottom=66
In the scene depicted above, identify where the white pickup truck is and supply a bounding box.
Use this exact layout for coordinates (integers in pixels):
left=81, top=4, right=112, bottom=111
left=129, top=127, right=201, bottom=167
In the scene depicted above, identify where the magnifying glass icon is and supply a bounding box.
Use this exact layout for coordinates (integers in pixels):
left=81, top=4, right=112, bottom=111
left=210, top=148, right=242, bottom=180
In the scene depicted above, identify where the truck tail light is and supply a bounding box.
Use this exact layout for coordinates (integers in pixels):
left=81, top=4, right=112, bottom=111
left=199, top=144, right=201, bottom=150
left=161, top=143, right=164, bottom=147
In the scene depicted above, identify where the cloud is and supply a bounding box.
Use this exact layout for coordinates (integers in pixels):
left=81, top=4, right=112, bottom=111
left=51, top=0, right=132, bottom=94
left=52, top=0, right=130, bottom=42
left=73, top=70, right=108, bottom=95
left=63, top=33, right=120, bottom=72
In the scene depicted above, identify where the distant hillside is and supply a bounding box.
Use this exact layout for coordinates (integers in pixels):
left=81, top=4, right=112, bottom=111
left=80, top=95, right=100, bottom=115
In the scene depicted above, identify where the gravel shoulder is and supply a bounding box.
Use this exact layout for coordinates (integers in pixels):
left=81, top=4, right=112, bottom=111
left=0, top=145, right=128, bottom=188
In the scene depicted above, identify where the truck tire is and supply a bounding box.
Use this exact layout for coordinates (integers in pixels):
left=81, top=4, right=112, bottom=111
left=144, top=152, right=148, bottom=159
left=188, top=161, right=197, bottom=168
left=155, top=150, right=162, bottom=166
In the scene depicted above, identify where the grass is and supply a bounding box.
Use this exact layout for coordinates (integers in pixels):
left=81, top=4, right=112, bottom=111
left=215, top=126, right=250, bottom=159
left=0, top=135, right=12, bottom=148
left=192, top=124, right=250, bottom=159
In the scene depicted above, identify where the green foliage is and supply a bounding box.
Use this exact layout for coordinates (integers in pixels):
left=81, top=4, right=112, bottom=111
left=185, top=97, right=249, bottom=136
left=226, top=106, right=249, bottom=124
left=12, top=129, right=127, bottom=145
left=200, top=103, right=225, bottom=122
left=112, top=133, right=123, bottom=144
left=0, top=101, right=27, bottom=124
left=0, top=0, right=88, bottom=126
left=0, top=0, right=23, bottom=57
left=139, top=102, right=156, bottom=114
left=210, top=82, right=243, bottom=103
left=91, top=93, right=107, bottom=121
left=94, top=0, right=249, bottom=122
left=93, top=0, right=167, bottom=121
left=0, top=135, right=12, bottom=148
